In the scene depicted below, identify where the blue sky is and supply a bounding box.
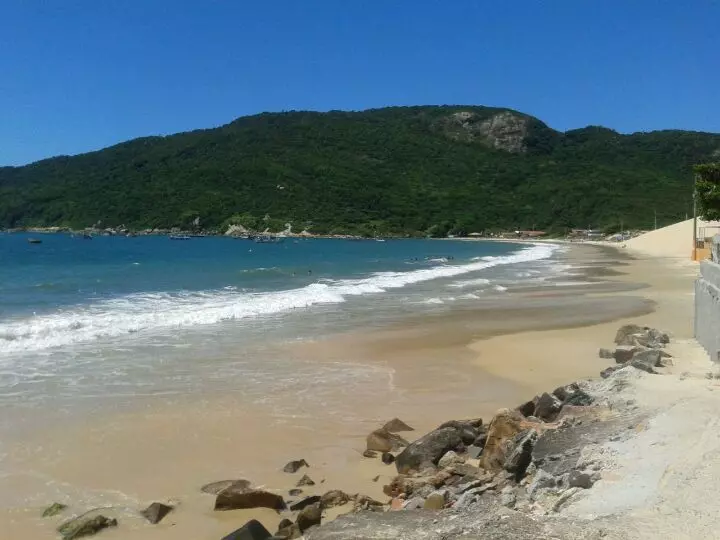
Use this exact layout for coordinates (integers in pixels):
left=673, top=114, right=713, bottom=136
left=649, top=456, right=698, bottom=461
left=1, top=1, right=718, bottom=166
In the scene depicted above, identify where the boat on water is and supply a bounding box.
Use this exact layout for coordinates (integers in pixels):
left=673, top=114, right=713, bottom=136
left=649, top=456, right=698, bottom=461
left=27, top=238, right=42, bottom=244
left=169, top=235, right=191, bottom=240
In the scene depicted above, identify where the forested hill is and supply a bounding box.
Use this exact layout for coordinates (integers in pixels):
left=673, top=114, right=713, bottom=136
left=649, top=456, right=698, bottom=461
left=1, top=105, right=719, bottom=236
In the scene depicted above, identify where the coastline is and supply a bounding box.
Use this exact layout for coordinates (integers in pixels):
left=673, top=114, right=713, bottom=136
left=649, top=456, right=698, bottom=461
left=0, top=241, right=700, bottom=539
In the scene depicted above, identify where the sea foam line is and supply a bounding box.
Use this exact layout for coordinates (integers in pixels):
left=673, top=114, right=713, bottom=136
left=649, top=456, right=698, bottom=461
left=0, top=244, right=558, bottom=354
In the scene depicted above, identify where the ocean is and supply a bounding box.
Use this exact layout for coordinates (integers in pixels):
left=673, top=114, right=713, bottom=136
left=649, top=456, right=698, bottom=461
left=0, top=234, right=565, bottom=408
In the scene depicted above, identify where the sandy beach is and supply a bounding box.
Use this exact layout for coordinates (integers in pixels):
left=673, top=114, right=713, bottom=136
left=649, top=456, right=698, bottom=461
left=0, top=235, right=701, bottom=539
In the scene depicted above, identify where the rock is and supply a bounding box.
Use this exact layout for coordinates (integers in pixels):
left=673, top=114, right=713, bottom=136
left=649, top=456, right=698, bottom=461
left=479, top=409, right=527, bottom=471
left=372, top=475, right=380, bottom=482
left=633, top=349, right=663, bottom=367
left=499, top=486, right=516, bottom=508
left=452, top=462, right=487, bottom=479
left=283, top=459, right=309, bottom=473
left=202, top=479, right=251, bottom=495
left=390, top=497, right=404, bottom=511
left=320, top=490, right=350, bottom=508
left=362, top=449, right=378, bottom=458
left=276, top=523, right=302, bottom=540
left=534, top=392, right=563, bottom=422
left=277, top=518, right=293, bottom=531
left=630, top=354, right=658, bottom=374
left=42, top=502, right=68, bottom=517
left=528, top=469, right=558, bottom=498
left=598, top=348, right=614, bottom=359
left=382, top=418, right=414, bottom=433
left=215, top=487, right=285, bottom=511
left=436, top=420, right=479, bottom=444
left=57, top=515, right=118, bottom=540
left=423, top=491, right=447, bottom=510
left=552, top=383, right=579, bottom=402
left=402, top=496, right=425, bottom=510
left=503, top=429, right=538, bottom=480
left=395, top=426, right=462, bottom=474
left=564, top=389, right=594, bottom=406
left=466, top=444, right=483, bottom=459
left=614, top=345, right=641, bottom=363
left=296, top=502, right=322, bottom=532
left=141, top=502, right=173, bottom=524
left=288, top=488, right=303, bottom=496
left=296, top=474, right=315, bottom=487
left=366, top=428, right=409, bottom=452
left=289, top=495, right=321, bottom=511
left=600, top=365, right=621, bottom=378
left=568, top=470, right=594, bottom=489
left=222, top=519, right=273, bottom=540
left=516, top=400, right=536, bottom=417
left=438, top=450, right=463, bottom=468
left=381, top=452, right=395, bottom=465
left=352, top=495, right=384, bottom=512
left=614, top=324, right=647, bottom=345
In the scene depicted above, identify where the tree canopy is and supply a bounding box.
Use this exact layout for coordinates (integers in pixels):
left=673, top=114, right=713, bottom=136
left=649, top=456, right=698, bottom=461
left=1, top=105, right=718, bottom=236
left=695, top=163, right=720, bottom=221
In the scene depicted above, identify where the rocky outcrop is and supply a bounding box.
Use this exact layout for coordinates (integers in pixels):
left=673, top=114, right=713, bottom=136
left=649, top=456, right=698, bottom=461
left=141, top=502, right=173, bottom=524
left=57, top=515, right=117, bottom=540
left=215, top=486, right=285, bottom=511
left=479, top=409, right=529, bottom=471
left=439, top=111, right=531, bottom=153
left=366, top=428, right=409, bottom=452
left=395, top=426, right=463, bottom=473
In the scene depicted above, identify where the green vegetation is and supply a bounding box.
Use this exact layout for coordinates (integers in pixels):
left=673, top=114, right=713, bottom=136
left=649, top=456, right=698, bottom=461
left=1, top=105, right=718, bottom=235
left=695, top=163, right=720, bottom=221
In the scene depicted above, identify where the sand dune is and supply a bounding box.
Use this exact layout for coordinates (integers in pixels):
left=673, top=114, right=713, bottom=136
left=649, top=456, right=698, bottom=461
left=625, top=218, right=719, bottom=260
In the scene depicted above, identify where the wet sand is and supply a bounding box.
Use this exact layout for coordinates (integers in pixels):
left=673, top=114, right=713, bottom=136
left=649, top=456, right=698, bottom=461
left=0, top=243, right=698, bottom=539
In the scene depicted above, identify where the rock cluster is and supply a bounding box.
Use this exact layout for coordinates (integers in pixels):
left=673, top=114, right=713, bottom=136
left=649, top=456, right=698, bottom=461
left=598, top=324, right=671, bottom=376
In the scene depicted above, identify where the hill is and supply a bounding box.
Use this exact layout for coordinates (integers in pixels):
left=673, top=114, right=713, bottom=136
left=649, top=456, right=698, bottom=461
left=1, top=105, right=719, bottom=236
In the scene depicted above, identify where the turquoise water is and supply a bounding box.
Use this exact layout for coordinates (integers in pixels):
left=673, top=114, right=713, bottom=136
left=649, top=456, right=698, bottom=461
left=0, top=233, right=560, bottom=408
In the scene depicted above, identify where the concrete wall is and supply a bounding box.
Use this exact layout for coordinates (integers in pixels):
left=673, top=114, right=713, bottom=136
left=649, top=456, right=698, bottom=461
left=695, top=236, right=720, bottom=361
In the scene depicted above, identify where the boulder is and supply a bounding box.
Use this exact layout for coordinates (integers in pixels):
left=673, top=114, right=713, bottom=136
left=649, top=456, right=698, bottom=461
left=362, top=449, right=378, bottom=458
left=202, top=479, right=250, bottom=495
left=222, top=519, right=272, bottom=540
left=598, top=348, right=614, bottom=359
left=140, top=502, right=173, bottom=524
left=42, top=502, right=68, bottom=517
left=466, top=444, right=483, bottom=459
left=381, top=452, right=395, bottom=465
left=600, top=365, right=621, bottom=378
left=395, top=427, right=462, bottom=474
left=479, top=409, right=527, bottom=471
left=283, top=459, right=309, bottom=473
left=215, top=487, right=285, bottom=511
left=473, top=433, right=488, bottom=448
left=633, top=349, right=663, bottom=368
left=289, top=495, right=321, bottom=511
left=366, top=428, right=409, bottom=452
left=288, top=488, right=303, bottom=496
left=534, top=392, right=563, bottom=422
left=296, top=474, right=315, bottom=487
left=438, top=450, right=463, bottom=468
left=382, top=418, right=415, bottom=433
left=57, top=515, right=118, bottom=540
left=352, top=495, right=384, bottom=512
left=320, top=490, right=350, bottom=508
left=630, top=353, right=658, bottom=374
left=564, top=389, right=594, bottom=407
left=503, top=429, right=538, bottom=480
left=516, top=400, right=535, bottom=417
left=277, top=518, right=293, bottom=531
left=296, top=503, right=322, bottom=532
left=436, top=420, right=479, bottom=444
left=614, top=345, right=641, bottom=363
left=568, top=470, right=594, bottom=489
left=614, top=324, right=647, bottom=345
left=423, top=491, right=447, bottom=510
left=552, top=383, right=579, bottom=402
left=276, top=523, right=301, bottom=540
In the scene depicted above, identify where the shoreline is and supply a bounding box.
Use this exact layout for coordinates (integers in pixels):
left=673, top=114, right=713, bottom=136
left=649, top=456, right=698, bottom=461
left=0, top=241, right=700, bottom=539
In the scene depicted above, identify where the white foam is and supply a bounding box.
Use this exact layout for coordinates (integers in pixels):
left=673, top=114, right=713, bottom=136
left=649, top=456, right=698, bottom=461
left=0, top=243, right=559, bottom=354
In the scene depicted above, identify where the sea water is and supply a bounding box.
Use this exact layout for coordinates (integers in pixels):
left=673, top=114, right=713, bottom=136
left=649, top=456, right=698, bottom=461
left=0, top=234, right=563, bottom=418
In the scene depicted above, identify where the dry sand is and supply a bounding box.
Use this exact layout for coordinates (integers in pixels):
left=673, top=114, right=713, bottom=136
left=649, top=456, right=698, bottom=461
left=0, top=222, right=705, bottom=539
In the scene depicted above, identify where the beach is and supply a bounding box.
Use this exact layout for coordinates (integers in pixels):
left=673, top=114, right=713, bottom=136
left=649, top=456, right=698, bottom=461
left=0, top=235, right=700, bottom=539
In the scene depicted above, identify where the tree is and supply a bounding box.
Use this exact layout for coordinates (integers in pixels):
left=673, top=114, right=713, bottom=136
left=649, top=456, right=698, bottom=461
left=695, top=163, right=720, bottom=221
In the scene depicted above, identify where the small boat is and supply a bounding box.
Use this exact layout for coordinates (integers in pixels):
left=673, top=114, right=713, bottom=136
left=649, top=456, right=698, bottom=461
left=27, top=238, right=42, bottom=244
left=169, top=235, right=191, bottom=240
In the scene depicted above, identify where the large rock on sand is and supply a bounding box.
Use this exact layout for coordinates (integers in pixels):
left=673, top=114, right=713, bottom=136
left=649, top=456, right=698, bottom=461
left=297, top=502, right=323, bottom=532
left=382, top=418, right=415, bottom=433
left=533, top=392, right=563, bottom=422
left=58, top=515, right=118, bottom=540
left=141, top=502, right=173, bottom=524
left=215, top=486, right=285, bottom=511
left=480, top=409, right=532, bottom=471
left=366, top=428, right=409, bottom=452
left=395, top=427, right=462, bottom=474
left=221, top=519, right=272, bottom=540
left=202, top=479, right=250, bottom=495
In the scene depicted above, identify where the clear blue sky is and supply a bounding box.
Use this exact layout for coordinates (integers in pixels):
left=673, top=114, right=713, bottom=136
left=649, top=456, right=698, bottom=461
left=1, top=1, right=718, bottom=166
